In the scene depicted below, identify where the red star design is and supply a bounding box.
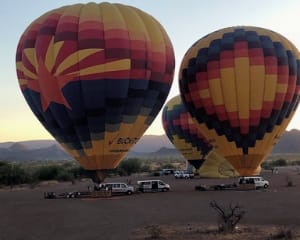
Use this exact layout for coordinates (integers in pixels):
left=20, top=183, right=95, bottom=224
left=27, top=57, right=73, bottom=111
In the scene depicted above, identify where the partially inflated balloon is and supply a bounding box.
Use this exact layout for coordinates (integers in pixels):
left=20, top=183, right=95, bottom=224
left=162, top=95, right=238, bottom=178
left=16, top=2, right=175, bottom=174
left=199, top=151, right=239, bottom=178
left=162, top=95, right=212, bottom=169
left=180, top=26, right=300, bottom=176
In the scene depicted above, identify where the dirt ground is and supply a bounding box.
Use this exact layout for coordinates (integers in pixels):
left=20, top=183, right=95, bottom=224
left=1, top=167, right=300, bottom=240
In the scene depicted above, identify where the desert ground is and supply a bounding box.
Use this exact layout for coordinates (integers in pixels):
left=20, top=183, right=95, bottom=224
left=1, top=167, right=300, bottom=240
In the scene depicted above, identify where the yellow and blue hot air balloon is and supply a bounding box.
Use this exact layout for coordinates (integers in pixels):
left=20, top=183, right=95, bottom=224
left=179, top=26, right=300, bottom=176
left=16, top=2, right=175, bottom=182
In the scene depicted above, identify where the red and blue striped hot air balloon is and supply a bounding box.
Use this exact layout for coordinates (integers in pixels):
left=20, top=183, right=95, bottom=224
left=162, top=95, right=213, bottom=170
left=162, top=95, right=240, bottom=178
left=179, top=26, right=300, bottom=176
left=16, top=2, right=175, bottom=181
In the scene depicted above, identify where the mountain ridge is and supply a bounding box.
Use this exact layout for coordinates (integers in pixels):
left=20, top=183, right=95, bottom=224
left=1, top=130, right=300, bottom=161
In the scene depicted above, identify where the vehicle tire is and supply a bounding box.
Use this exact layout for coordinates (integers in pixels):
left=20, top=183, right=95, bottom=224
left=127, top=191, right=132, bottom=195
left=264, top=184, right=269, bottom=188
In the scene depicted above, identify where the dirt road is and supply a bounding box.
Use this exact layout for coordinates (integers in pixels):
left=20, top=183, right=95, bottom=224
left=0, top=167, right=300, bottom=240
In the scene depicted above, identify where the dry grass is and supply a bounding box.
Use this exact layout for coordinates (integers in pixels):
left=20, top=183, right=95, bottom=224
left=131, top=224, right=300, bottom=240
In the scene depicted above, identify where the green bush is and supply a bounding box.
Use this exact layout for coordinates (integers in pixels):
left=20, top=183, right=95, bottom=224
left=0, top=161, right=88, bottom=186
left=117, top=158, right=142, bottom=176
left=33, top=165, right=60, bottom=181
left=161, top=163, right=175, bottom=169
left=55, top=169, right=74, bottom=181
left=140, top=164, right=151, bottom=173
left=274, top=159, right=287, bottom=166
left=0, top=161, right=32, bottom=186
left=262, top=158, right=288, bottom=170
left=69, top=166, right=86, bottom=179
left=33, top=165, right=77, bottom=182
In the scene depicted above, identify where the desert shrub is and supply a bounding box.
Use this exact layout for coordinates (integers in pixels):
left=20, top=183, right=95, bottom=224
left=145, top=225, right=163, bottom=239
left=262, top=159, right=288, bottom=170
left=33, top=165, right=78, bottom=182
left=274, top=159, right=287, bottom=166
left=115, top=167, right=127, bottom=177
left=0, top=161, right=87, bottom=186
left=261, top=161, right=273, bottom=170
left=0, top=161, right=31, bottom=186
left=271, top=227, right=294, bottom=239
left=291, top=160, right=300, bottom=166
left=140, top=163, right=151, bottom=173
left=161, top=163, right=175, bottom=169
left=117, top=158, right=142, bottom=176
left=33, top=165, right=60, bottom=181
left=69, top=166, right=87, bottom=179
left=55, top=169, right=74, bottom=181
left=210, top=200, right=246, bottom=233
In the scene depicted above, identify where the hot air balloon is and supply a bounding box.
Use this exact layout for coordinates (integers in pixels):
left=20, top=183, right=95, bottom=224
left=179, top=26, right=300, bottom=176
left=16, top=2, right=175, bottom=182
left=162, top=95, right=238, bottom=178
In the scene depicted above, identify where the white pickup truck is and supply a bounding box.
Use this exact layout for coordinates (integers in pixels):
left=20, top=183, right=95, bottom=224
left=174, top=170, right=194, bottom=179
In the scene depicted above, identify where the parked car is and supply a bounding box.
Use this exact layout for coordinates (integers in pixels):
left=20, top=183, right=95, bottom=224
left=174, top=170, right=194, bottom=179
left=102, top=182, right=135, bottom=195
left=238, top=176, right=269, bottom=189
left=161, top=168, right=176, bottom=175
left=137, top=180, right=170, bottom=192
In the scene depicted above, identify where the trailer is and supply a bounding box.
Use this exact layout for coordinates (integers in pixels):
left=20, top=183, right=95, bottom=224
left=44, top=189, right=112, bottom=199
left=195, top=183, right=238, bottom=191
left=195, top=182, right=257, bottom=191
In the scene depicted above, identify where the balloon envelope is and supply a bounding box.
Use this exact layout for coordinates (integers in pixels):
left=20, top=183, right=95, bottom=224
left=16, top=2, right=175, bottom=170
left=179, top=26, right=300, bottom=176
left=162, top=95, right=239, bottom=178
left=199, top=151, right=239, bottom=178
left=162, top=95, right=212, bottom=169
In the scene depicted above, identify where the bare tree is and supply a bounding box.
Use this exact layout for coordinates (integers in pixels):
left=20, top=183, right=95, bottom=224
left=209, top=200, right=246, bottom=233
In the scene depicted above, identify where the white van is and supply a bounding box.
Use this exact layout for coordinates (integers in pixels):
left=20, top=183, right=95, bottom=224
left=238, top=176, right=269, bottom=189
left=102, top=182, right=135, bottom=195
left=137, top=180, right=170, bottom=192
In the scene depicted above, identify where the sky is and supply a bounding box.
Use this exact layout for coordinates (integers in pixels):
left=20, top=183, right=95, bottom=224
left=1, top=0, right=300, bottom=142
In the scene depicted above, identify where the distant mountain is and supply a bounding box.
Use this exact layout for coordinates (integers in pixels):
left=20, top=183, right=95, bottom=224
left=131, top=135, right=174, bottom=152
left=126, top=147, right=183, bottom=159
left=271, top=129, right=300, bottom=154
left=0, top=130, right=300, bottom=162
left=9, top=142, right=28, bottom=152
left=1, top=140, right=57, bottom=150
left=0, top=142, right=72, bottom=161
